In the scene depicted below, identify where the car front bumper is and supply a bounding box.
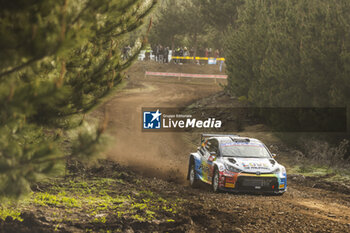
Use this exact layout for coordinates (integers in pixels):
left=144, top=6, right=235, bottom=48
left=219, top=171, right=287, bottom=193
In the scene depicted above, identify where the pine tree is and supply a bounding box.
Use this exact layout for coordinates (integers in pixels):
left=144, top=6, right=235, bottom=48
left=149, top=0, right=185, bottom=49
left=149, top=0, right=242, bottom=53
left=0, top=0, right=157, bottom=198
left=200, top=0, right=243, bottom=32
left=225, top=0, right=350, bottom=108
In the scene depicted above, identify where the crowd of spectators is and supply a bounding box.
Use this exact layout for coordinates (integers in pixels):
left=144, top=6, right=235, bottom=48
left=153, top=45, right=170, bottom=63
left=153, top=45, right=222, bottom=64
left=123, top=44, right=223, bottom=66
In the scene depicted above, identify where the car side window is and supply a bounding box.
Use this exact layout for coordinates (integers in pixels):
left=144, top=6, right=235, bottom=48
left=207, top=139, right=218, bottom=154
left=205, top=140, right=211, bottom=151
left=199, top=140, right=207, bottom=156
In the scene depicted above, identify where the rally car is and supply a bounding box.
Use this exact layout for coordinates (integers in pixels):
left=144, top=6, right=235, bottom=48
left=187, top=134, right=287, bottom=194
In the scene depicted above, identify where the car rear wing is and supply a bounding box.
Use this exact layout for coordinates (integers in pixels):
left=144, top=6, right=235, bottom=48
left=200, top=133, right=239, bottom=142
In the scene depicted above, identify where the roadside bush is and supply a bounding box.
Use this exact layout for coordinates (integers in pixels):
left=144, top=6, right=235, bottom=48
left=301, top=139, right=349, bottom=169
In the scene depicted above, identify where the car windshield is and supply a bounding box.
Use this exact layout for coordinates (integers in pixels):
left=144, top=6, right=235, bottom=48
left=220, top=142, right=271, bottom=158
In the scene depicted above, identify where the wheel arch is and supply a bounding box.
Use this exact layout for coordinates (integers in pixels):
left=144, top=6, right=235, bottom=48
left=212, top=162, right=223, bottom=183
left=187, top=153, right=199, bottom=180
left=213, top=161, right=222, bottom=172
left=212, top=164, right=221, bottom=192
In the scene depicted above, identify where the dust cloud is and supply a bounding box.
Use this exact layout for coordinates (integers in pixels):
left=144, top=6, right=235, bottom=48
left=100, top=62, right=223, bottom=183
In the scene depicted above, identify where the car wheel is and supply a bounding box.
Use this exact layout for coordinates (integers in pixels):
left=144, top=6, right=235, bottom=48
left=212, top=168, right=220, bottom=193
left=189, top=164, right=199, bottom=188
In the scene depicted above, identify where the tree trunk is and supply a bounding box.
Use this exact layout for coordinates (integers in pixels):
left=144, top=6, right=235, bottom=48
left=193, top=31, right=198, bottom=63
left=171, top=36, right=175, bottom=51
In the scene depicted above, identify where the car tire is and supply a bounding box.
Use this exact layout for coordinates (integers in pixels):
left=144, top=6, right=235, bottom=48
left=212, top=168, right=220, bottom=193
left=189, top=163, right=199, bottom=188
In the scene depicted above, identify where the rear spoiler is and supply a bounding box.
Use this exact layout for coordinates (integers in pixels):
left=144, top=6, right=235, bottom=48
left=200, top=133, right=239, bottom=142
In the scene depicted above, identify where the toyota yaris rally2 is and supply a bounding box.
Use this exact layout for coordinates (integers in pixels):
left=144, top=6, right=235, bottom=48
left=187, top=134, right=287, bottom=194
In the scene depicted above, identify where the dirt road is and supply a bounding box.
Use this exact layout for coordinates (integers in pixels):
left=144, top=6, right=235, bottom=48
left=101, top=62, right=223, bottom=182
left=100, top=62, right=350, bottom=232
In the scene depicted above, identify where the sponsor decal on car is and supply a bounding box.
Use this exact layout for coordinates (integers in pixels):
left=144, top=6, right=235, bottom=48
left=241, top=162, right=269, bottom=170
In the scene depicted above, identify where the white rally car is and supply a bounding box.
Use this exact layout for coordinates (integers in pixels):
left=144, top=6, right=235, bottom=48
left=187, top=134, right=287, bottom=194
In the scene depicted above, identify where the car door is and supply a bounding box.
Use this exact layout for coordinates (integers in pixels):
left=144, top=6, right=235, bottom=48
left=200, top=139, right=218, bottom=183
left=206, top=139, right=219, bottom=182
left=197, top=139, right=209, bottom=182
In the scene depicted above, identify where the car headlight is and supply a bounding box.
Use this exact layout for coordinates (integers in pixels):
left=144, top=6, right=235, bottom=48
left=224, top=163, right=242, bottom=173
left=281, top=166, right=286, bottom=174
left=272, top=167, right=280, bottom=174
left=273, top=166, right=286, bottom=175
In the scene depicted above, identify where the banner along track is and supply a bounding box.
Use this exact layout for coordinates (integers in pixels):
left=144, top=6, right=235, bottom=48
left=145, top=71, right=227, bottom=79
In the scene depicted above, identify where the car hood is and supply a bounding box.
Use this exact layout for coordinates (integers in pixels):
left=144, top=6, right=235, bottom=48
left=224, top=157, right=278, bottom=173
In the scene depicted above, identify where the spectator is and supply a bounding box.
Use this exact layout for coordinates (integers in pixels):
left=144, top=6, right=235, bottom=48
left=174, top=47, right=180, bottom=63
left=164, top=47, right=169, bottom=63
left=179, top=47, right=184, bottom=64
left=184, top=47, right=188, bottom=56
left=145, top=45, right=151, bottom=60
left=183, top=47, right=188, bottom=63
left=215, top=49, right=220, bottom=58
left=155, top=45, right=160, bottom=62
left=159, top=45, right=164, bottom=63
